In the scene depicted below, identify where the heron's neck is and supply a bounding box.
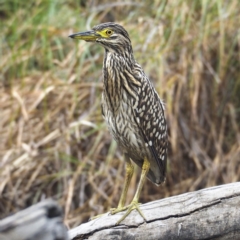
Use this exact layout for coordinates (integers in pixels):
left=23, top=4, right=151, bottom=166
left=102, top=50, right=138, bottom=112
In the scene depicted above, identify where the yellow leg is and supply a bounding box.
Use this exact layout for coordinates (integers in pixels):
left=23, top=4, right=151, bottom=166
left=90, top=155, right=133, bottom=221
left=111, top=157, right=150, bottom=225
left=116, top=156, right=134, bottom=208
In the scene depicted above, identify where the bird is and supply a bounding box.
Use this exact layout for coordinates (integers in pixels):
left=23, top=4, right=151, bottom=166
left=69, top=22, right=168, bottom=225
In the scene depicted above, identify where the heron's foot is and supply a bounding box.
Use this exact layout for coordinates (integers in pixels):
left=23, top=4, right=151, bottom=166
left=110, top=200, right=146, bottom=225
left=90, top=213, right=106, bottom=221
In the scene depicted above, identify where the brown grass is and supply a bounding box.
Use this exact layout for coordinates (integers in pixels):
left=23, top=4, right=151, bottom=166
left=0, top=0, right=240, bottom=228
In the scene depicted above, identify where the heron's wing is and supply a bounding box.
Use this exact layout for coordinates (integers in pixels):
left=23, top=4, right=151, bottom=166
left=132, top=74, right=168, bottom=177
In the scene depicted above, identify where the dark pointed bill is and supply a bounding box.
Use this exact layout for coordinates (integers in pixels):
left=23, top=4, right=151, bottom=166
left=68, top=30, right=100, bottom=42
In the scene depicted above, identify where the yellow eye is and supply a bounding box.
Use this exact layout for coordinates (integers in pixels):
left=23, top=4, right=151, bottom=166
left=106, top=29, right=113, bottom=36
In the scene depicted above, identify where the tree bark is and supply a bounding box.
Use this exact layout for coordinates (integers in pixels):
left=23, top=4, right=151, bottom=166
left=0, top=199, right=69, bottom=240
left=69, top=182, right=240, bottom=240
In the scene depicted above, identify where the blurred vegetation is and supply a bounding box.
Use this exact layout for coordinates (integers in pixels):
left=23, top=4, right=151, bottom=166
left=0, top=0, right=239, bottom=228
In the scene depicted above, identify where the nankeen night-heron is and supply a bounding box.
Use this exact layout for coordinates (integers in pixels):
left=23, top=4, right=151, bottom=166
left=69, top=22, right=168, bottom=224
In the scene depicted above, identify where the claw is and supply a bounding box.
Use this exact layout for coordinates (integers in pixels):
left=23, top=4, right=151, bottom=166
left=90, top=213, right=105, bottom=221
left=110, top=200, right=146, bottom=225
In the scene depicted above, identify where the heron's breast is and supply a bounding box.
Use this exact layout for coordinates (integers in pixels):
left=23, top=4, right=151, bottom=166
left=102, top=93, right=144, bottom=152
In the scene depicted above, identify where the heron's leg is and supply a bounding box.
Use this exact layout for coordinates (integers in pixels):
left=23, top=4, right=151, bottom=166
left=91, top=155, right=133, bottom=221
left=116, top=155, right=134, bottom=208
left=111, top=157, right=150, bottom=225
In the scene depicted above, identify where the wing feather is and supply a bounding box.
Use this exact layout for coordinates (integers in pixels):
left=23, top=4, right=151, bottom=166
left=132, top=72, right=168, bottom=177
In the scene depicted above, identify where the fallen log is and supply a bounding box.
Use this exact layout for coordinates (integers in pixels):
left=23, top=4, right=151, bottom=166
left=1, top=183, right=239, bottom=240
left=0, top=199, right=69, bottom=240
left=69, top=182, right=240, bottom=240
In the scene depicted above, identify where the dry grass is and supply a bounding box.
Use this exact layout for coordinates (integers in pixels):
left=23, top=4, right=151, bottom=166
left=0, top=0, right=240, bottom=228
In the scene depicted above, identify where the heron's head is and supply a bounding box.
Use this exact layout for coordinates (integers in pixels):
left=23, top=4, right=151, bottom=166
left=69, top=22, right=133, bottom=54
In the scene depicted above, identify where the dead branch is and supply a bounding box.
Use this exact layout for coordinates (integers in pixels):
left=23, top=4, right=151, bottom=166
left=0, top=200, right=69, bottom=240
left=69, top=182, right=240, bottom=240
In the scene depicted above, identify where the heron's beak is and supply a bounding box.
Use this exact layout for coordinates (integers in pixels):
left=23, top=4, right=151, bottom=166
left=68, top=30, right=100, bottom=42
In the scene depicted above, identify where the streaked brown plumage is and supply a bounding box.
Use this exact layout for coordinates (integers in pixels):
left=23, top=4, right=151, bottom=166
left=69, top=22, right=168, bottom=224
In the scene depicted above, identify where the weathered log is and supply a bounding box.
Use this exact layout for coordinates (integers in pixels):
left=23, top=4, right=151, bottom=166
left=0, top=199, right=69, bottom=240
left=69, top=182, right=240, bottom=240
